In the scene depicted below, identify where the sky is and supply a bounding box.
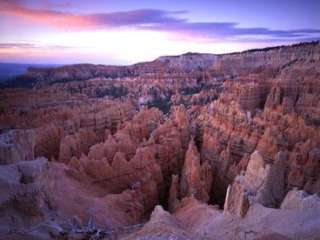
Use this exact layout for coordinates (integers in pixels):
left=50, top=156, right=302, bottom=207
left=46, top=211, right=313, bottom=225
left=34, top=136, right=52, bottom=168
left=0, top=0, right=319, bottom=65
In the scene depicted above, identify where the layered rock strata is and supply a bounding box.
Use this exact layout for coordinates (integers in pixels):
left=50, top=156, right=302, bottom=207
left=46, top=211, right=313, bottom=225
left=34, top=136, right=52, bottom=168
left=0, top=41, right=319, bottom=239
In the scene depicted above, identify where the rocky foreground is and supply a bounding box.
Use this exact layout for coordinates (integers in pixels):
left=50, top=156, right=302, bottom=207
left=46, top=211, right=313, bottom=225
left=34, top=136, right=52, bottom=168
left=0, top=41, right=320, bottom=239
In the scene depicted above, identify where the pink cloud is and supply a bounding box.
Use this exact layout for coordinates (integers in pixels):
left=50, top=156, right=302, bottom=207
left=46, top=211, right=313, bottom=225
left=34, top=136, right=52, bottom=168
left=0, top=0, right=92, bottom=29
left=0, top=0, right=319, bottom=41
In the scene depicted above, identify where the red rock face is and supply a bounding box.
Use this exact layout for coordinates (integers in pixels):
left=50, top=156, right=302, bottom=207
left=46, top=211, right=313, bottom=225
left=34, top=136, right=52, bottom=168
left=179, top=138, right=213, bottom=202
left=0, top=41, right=319, bottom=238
left=168, top=174, right=180, bottom=212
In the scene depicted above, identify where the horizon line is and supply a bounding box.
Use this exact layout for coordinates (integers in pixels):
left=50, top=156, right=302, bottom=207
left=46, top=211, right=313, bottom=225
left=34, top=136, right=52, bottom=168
left=0, top=39, right=319, bottom=67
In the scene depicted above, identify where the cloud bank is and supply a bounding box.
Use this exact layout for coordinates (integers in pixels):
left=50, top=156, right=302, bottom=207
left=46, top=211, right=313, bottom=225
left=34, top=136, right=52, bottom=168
left=1, top=0, right=319, bottom=42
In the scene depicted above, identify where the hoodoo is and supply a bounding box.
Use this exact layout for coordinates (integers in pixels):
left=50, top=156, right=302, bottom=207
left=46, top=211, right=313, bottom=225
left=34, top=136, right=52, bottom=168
left=0, top=41, right=320, bottom=239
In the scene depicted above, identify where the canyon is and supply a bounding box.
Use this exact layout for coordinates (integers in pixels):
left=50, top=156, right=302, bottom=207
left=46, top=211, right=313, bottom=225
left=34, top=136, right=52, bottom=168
left=0, top=41, right=320, bottom=239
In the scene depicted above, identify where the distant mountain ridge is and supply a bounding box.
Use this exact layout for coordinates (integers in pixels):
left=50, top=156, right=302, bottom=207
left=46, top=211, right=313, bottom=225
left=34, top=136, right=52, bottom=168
left=1, top=40, right=319, bottom=88
left=0, top=63, right=60, bottom=84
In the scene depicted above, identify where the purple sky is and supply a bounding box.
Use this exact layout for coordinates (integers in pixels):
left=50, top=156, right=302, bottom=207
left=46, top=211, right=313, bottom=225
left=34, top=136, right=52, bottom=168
left=0, top=0, right=319, bottom=64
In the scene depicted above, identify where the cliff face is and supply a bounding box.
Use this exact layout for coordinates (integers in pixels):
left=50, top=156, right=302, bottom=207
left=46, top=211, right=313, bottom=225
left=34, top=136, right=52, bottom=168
left=0, top=41, right=320, bottom=239
left=5, top=41, right=319, bottom=88
left=212, top=41, right=320, bottom=73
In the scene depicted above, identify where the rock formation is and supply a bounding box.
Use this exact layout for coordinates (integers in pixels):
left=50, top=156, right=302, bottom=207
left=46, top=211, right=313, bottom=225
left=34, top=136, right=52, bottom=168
left=0, top=129, right=36, bottom=164
left=168, top=174, right=180, bottom=212
left=224, top=150, right=287, bottom=217
left=0, top=41, right=320, bottom=239
left=180, top=138, right=213, bottom=202
left=280, top=189, right=320, bottom=209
